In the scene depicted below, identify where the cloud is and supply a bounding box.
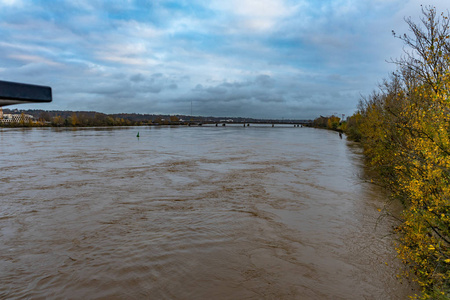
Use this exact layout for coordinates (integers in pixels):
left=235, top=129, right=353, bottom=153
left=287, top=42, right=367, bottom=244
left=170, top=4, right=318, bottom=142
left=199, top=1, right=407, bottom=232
left=1, top=0, right=447, bottom=118
left=8, top=54, right=62, bottom=67
left=130, top=73, right=145, bottom=83
left=212, top=0, right=294, bottom=31
left=0, top=0, right=22, bottom=7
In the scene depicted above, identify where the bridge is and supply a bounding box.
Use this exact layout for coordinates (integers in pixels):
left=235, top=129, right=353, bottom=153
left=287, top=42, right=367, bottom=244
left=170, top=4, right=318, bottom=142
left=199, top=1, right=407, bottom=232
left=229, top=120, right=312, bottom=126
left=188, top=120, right=312, bottom=127
left=0, top=80, right=52, bottom=107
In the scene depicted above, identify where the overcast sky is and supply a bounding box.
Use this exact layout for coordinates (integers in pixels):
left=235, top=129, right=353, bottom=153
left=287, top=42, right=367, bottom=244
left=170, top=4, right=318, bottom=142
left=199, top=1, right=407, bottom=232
left=0, top=0, right=448, bottom=119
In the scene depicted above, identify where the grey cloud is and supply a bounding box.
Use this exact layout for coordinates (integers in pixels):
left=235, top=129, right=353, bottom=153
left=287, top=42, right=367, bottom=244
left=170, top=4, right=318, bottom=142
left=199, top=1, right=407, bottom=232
left=128, top=73, right=180, bottom=94
left=188, top=75, right=286, bottom=109
left=219, top=81, right=251, bottom=89
left=193, top=75, right=276, bottom=96
left=257, top=94, right=283, bottom=103
left=142, top=85, right=162, bottom=94
left=193, top=84, right=203, bottom=91
left=168, top=83, right=178, bottom=90
left=206, top=86, right=227, bottom=94
left=255, top=74, right=275, bottom=88
left=130, top=73, right=145, bottom=82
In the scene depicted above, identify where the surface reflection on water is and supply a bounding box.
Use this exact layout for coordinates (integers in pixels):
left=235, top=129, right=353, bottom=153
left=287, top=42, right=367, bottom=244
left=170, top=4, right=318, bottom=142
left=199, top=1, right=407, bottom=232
left=0, top=126, right=414, bottom=299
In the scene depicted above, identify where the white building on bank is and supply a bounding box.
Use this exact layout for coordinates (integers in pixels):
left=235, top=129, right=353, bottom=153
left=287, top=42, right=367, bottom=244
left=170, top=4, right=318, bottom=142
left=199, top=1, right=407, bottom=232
left=0, top=109, right=34, bottom=123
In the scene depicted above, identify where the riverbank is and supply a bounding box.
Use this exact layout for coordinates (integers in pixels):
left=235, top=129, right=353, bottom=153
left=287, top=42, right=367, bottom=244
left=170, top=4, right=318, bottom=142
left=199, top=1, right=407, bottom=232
left=335, top=7, right=450, bottom=299
left=0, top=108, right=312, bottom=128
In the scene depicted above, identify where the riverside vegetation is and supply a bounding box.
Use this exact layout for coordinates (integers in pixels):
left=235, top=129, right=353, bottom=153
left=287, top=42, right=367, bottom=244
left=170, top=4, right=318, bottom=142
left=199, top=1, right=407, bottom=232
left=0, top=110, right=183, bottom=127
left=316, top=7, right=450, bottom=299
left=0, top=109, right=306, bottom=127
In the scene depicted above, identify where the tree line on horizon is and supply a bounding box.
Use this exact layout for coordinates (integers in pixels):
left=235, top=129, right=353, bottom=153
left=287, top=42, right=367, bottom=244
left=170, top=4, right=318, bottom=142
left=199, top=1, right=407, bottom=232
left=0, top=109, right=185, bottom=127
left=0, top=108, right=312, bottom=127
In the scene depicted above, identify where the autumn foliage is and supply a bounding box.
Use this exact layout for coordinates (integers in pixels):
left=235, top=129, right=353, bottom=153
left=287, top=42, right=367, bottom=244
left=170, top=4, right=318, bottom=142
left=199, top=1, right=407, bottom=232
left=347, top=7, right=450, bottom=299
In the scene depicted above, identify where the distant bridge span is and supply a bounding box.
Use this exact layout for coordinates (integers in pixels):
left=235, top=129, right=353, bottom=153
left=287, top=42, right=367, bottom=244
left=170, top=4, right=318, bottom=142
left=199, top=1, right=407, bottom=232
left=197, top=120, right=312, bottom=126
left=0, top=80, right=52, bottom=107
left=233, top=120, right=312, bottom=125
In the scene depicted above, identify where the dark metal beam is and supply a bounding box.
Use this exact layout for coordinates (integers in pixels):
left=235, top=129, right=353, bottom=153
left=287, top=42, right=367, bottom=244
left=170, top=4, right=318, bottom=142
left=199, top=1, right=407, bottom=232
left=0, top=80, right=52, bottom=107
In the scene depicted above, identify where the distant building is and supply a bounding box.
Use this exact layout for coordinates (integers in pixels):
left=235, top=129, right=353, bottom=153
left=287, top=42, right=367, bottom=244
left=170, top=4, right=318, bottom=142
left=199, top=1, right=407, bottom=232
left=0, top=111, right=34, bottom=123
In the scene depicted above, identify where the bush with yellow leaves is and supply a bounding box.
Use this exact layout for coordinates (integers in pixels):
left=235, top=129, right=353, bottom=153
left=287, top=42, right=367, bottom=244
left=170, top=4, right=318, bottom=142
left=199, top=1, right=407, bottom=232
left=350, top=6, right=450, bottom=299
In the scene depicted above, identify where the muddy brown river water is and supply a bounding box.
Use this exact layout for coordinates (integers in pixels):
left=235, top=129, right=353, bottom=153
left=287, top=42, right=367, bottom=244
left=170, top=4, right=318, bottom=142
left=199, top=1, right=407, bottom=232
left=0, top=125, right=415, bottom=299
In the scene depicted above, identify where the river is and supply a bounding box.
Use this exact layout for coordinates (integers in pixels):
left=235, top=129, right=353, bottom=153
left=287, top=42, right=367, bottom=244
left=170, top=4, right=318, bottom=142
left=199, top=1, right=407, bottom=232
left=0, top=125, right=415, bottom=299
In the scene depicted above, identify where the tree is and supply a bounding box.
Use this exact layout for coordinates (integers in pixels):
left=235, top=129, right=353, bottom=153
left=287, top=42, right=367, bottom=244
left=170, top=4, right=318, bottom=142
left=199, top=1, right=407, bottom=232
left=349, top=6, right=450, bottom=298
left=170, top=115, right=180, bottom=123
left=52, top=115, right=64, bottom=126
left=39, top=111, right=51, bottom=122
left=326, top=115, right=340, bottom=130
left=70, top=113, right=78, bottom=126
left=392, top=6, right=450, bottom=93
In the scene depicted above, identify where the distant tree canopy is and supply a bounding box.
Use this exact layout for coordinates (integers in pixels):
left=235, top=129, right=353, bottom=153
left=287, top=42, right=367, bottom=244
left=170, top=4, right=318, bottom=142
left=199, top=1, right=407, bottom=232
left=0, top=109, right=191, bottom=127
left=312, top=115, right=342, bottom=131
left=1, top=109, right=312, bottom=127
